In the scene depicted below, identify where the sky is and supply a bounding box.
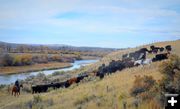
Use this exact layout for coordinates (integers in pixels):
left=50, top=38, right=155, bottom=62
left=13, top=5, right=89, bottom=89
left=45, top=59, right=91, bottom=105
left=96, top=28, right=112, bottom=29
left=0, top=0, right=180, bottom=48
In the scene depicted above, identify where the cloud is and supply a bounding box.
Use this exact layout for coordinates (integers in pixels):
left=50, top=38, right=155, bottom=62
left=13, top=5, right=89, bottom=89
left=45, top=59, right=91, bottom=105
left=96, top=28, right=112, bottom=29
left=0, top=0, right=180, bottom=47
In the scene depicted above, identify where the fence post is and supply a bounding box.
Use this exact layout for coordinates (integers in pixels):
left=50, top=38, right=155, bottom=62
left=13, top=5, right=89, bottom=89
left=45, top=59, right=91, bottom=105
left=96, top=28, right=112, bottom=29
left=106, top=85, right=109, bottom=93
left=134, top=98, right=139, bottom=109
left=122, top=100, right=127, bottom=109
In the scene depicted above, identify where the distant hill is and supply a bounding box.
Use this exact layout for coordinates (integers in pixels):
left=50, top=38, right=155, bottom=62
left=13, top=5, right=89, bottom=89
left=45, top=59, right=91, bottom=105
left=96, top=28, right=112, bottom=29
left=0, top=41, right=117, bottom=53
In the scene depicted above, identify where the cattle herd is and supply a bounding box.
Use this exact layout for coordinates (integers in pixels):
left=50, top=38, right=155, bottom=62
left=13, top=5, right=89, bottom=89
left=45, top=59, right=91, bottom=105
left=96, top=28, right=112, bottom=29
left=31, top=45, right=172, bottom=94
left=32, top=73, right=88, bottom=93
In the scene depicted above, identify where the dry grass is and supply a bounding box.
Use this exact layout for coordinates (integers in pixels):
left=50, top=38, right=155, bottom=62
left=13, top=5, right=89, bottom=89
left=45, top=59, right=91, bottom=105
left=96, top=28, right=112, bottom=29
left=0, top=40, right=179, bottom=109
left=0, top=62, right=71, bottom=75
left=0, top=61, right=163, bottom=109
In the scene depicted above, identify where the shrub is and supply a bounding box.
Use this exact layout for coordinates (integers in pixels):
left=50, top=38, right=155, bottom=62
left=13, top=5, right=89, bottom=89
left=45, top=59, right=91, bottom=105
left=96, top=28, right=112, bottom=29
left=25, top=95, right=54, bottom=109
left=25, top=95, right=43, bottom=109
left=36, top=72, right=46, bottom=78
left=21, top=54, right=32, bottom=65
left=0, top=54, right=34, bottom=66
left=0, top=84, right=6, bottom=89
left=33, top=95, right=43, bottom=103
left=52, top=71, right=65, bottom=76
left=50, top=55, right=62, bottom=62
left=159, top=54, right=180, bottom=93
left=13, top=55, right=22, bottom=66
left=74, top=94, right=96, bottom=106
left=130, top=75, right=156, bottom=99
left=1, top=54, right=14, bottom=66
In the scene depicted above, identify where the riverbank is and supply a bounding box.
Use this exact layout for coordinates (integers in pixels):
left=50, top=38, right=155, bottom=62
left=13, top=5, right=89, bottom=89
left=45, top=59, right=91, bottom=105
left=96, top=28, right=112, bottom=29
left=0, top=62, right=72, bottom=75
left=0, top=59, right=98, bottom=85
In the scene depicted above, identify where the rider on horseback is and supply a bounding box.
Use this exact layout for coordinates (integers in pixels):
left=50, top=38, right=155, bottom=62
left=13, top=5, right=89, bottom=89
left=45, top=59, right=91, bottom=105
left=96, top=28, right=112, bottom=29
left=15, top=80, right=20, bottom=90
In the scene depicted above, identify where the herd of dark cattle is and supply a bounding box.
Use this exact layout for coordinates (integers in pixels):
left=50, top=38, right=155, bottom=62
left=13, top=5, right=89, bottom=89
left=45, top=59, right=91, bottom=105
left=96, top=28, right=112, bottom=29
left=32, top=73, right=88, bottom=93
left=31, top=45, right=172, bottom=94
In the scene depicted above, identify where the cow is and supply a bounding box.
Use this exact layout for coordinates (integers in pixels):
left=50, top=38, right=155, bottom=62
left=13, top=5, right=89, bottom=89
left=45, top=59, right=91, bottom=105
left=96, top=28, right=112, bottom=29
left=64, top=77, right=78, bottom=88
left=152, top=48, right=159, bottom=54
left=77, top=73, right=88, bottom=83
left=96, top=64, right=108, bottom=77
left=152, top=53, right=168, bottom=62
left=68, top=77, right=78, bottom=84
left=129, top=48, right=148, bottom=61
left=134, top=58, right=152, bottom=66
left=64, top=80, right=70, bottom=88
left=105, top=60, right=126, bottom=74
left=139, top=48, right=149, bottom=54
left=150, top=45, right=160, bottom=54
left=159, top=47, right=164, bottom=52
left=32, top=84, right=49, bottom=94
left=108, top=60, right=118, bottom=73
left=122, top=59, right=135, bottom=68
left=99, top=73, right=104, bottom=79
left=50, top=82, right=66, bottom=89
left=129, top=52, right=142, bottom=60
left=165, top=45, right=172, bottom=52
left=115, top=60, right=126, bottom=71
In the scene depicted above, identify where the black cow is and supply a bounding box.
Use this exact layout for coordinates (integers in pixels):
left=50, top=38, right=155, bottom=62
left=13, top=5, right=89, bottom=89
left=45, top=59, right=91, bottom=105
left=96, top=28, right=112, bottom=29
left=150, top=45, right=160, bottom=54
left=129, top=51, right=146, bottom=61
left=99, top=73, right=104, bottom=79
left=159, top=47, right=164, bottom=52
left=32, top=81, right=67, bottom=93
left=165, top=45, right=172, bottom=52
left=96, top=64, right=108, bottom=77
left=139, top=48, right=149, bottom=54
left=64, top=80, right=70, bottom=88
left=122, top=59, right=134, bottom=68
left=152, top=53, right=168, bottom=62
left=106, top=60, right=126, bottom=74
left=50, top=82, right=66, bottom=89
left=152, top=48, right=159, bottom=54
left=77, top=73, right=88, bottom=83
left=32, top=84, right=49, bottom=94
left=129, top=52, right=139, bottom=60
left=150, top=45, right=156, bottom=51
left=108, top=60, right=118, bottom=73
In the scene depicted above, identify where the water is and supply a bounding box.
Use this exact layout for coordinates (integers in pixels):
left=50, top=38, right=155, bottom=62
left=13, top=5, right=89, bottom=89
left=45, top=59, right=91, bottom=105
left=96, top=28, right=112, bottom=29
left=0, top=60, right=98, bottom=85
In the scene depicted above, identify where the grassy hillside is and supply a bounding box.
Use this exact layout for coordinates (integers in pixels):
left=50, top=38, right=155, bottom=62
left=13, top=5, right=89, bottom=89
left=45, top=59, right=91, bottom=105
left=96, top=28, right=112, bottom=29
left=81, top=40, right=180, bottom=72
left=0, top=40, right=179, bottom=109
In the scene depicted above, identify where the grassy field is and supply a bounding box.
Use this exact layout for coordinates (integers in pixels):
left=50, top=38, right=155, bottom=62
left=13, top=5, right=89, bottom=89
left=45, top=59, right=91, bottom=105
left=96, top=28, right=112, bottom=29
left=0, top=62, right=71, bottom=75
left=0, top=40, right=179, bottom=109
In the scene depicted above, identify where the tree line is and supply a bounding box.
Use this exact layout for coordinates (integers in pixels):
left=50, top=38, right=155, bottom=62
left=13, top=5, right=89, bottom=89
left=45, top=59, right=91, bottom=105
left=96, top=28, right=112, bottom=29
left=0, top=54, right=77, bottom=67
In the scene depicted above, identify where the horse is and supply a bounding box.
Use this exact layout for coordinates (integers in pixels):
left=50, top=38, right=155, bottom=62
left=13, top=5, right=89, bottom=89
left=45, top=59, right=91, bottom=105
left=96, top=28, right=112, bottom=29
left=12, top=84, right=23, bottom=97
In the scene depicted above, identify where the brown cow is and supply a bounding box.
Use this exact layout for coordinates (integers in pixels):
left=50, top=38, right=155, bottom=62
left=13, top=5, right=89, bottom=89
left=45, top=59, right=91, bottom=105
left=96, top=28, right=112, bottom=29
left=68, top=77, right=78, bottom=85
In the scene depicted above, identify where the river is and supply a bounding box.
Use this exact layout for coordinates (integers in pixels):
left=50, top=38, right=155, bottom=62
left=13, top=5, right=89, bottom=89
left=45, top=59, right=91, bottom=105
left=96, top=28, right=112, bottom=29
left=0, top=59, right=98, bottom=85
